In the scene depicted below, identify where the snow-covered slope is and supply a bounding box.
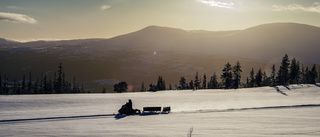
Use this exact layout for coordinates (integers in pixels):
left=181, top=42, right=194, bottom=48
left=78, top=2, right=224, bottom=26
left=0, top=84, right=320, bottom=136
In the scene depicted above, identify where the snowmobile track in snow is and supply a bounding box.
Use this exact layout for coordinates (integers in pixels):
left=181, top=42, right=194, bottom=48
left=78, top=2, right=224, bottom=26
left=1, top=104, right=320, bottom=123
left=0, top=114, right=116, bottom=123
left=177, top=104, right=320, bottom=114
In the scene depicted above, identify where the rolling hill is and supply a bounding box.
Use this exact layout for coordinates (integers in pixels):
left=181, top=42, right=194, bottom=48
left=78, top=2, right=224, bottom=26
left=1, top=22, right=319, bottom=92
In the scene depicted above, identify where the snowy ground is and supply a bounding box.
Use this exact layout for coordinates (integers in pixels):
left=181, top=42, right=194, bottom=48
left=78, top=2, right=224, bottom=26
left=1, top=84, right=320, bottom=136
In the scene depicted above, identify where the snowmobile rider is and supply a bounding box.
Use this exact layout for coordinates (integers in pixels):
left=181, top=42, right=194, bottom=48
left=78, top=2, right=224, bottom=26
left=118, top=99, right=139, bottom=115
left=127, top=99, right=133, bottom=111
left=127, top=99, right=141, bottom=114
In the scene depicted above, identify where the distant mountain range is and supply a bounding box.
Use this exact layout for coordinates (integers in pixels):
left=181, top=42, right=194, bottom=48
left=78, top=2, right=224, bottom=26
left=1, top=22, right=320, bottom=92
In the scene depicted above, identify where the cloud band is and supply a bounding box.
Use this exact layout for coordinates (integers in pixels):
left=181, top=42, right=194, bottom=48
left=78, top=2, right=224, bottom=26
left=272, top=2, right=320, bottom=13
left=0, top=12, right=37, bottom=24
left=100, top=5, right=111, bottom=11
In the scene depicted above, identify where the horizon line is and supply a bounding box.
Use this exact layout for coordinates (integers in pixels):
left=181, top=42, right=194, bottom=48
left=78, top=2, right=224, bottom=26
left=3, top=22, right=319, bottom=43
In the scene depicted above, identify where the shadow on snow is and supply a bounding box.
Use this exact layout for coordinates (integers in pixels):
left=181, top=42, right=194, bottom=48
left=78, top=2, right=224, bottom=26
left=2, top=103, right=320, bottom=123
left=0, top=113, right=171, bottom=123
left=274, top=86, right=288, bottom=96
left=114, top=112, right=169, bottom=120
left=180, top=104, right=320, bottom=114
left=0, top=114, right=115, bottom=124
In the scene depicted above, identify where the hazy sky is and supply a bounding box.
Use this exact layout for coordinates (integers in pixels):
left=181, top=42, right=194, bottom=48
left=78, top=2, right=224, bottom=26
left=1, top=0, right=320, bottom=41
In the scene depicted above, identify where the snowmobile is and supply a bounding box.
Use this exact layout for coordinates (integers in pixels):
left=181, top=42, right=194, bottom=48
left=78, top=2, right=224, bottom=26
left=117, top=103, right=141, bottom=115
left=118, top=105, right=171, bottom=115
left=117, top=100, right=170, bottom=115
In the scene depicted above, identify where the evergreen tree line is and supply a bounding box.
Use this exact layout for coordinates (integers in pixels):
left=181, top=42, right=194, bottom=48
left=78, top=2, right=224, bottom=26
left=136, top=54, right=319, bottom=92
left=246, top=54, right=319, bottom=88
left=0, top=63, right=83, bottom=95
left=142, top=60, right=242, bottom=91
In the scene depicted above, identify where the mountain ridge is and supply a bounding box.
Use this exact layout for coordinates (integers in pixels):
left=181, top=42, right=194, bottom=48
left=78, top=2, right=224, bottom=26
left=2, top=22, right=319, bottom=43
left=1, top=22, right=320, bottom=92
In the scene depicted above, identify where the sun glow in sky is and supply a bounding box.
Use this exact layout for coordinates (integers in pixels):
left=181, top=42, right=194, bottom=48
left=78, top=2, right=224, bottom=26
left=1, top=0, right=320, bottom=41
left=196, top=0, right=235, bottom=9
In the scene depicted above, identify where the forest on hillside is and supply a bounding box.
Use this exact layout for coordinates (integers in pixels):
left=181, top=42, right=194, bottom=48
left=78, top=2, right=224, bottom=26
left=115, top=54, right=319, bottom=93
left=0, top=63, right=84, bottom=95
left=0, top=54, right=319, bottom=94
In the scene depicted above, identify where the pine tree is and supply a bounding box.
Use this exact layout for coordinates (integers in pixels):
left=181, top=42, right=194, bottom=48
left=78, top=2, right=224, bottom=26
left=62, top=72, right=66, bottom=93
left=246, top=77, right=249, bottom=88
left=208, top=73, right=218, bottom=89
left=72, top=76, right=78, bottom=93
left=262, top=71, right=269, bottom=86
left=156, top=76, right=166, bottom=91
left=169, top=84, right=173, bottom=90
left=38, top=74, right=42, bottom=93
left=249, top=68, right=255, bottom=87
left=277, top=54, right=290, bottom=85
left=305, top=67, right=310, bottom=83
left=296, top=61, right=301, bottom=83
left=194, top=72, right=200, bottom=89
left=28, top=72, right=32, bottom=94
left=33, top=78, right=39, bottom=94
left=199, top=77, right=202, bottom=89
left=309, top=64, right=318, bottom=84
left=300, top=64, right=306, bottom=84
left=179, top=76, right=187, bottom=90
left=202, top=74, right=207, bottom=89
left=53, top=72, right=57, bottom=92
left=161, top=76, right=166, bottom=90
left=255, top=68, right=263, bottom=87
left=21, top=74, right=26, bottom=94
left=221, top=62, right=233, bottom=89
left=233, top=61, right=242, bottom=89
left=13, top=79, right=19, bottom=94
left=140, top=81, right=146, bottom=92
left=55, top=63, right=63, bottom=93
left=47, top=78, right=52, bottom=94
left=289, top=58, right=300, bottom=84
left=148, top=83, right=156, bottom=91
left=189, top=80, right=194, bottom=90
left=270, top=65, right=276, bottom=86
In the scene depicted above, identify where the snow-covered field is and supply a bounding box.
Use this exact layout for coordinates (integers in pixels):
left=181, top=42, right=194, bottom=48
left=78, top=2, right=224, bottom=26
left=1, top=84, right=320, bottom=136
